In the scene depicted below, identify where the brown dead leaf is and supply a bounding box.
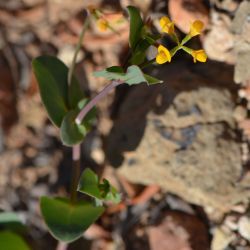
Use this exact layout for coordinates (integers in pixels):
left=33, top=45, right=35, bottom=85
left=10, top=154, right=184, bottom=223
left=148, top=211, right=209, bottom=250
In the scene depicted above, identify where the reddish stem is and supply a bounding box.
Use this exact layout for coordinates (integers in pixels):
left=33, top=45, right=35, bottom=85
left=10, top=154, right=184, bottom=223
left=75, top=80, right=122, bottom=125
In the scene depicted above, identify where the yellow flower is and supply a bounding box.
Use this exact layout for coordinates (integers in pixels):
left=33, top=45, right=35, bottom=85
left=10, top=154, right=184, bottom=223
left=97, top=18, right=108, bottom=32
left=156, top=45, right=171, bottom=64
left=189, top=20, right=204, bottom=37
left=191, top=49, right=207, bottom=63
left=160, top=16, right=175, bottom=34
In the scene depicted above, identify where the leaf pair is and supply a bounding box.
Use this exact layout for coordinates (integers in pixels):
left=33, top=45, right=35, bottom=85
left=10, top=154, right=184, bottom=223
left=40, top=169, right=119, bottom=243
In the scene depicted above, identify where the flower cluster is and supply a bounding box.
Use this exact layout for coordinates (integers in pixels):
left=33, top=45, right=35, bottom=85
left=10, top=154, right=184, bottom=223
left=89, top=5, right=124, bottom=34
left=156, top=17, right=207, bottom=64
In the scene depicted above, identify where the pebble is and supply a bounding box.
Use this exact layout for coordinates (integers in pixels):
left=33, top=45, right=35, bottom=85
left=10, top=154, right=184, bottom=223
left=238, top=216, right=250, bottom=241
left=211, top=227, right=235, bottom=250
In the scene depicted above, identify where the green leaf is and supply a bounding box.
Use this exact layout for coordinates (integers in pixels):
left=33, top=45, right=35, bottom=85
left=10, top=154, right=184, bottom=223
left=60, top=97, right=97, bottom=146
left=144, top=74, right=163, bottom=85
left=60, top=110, right=87, bottom=146
left=0, top=212, right=25, bottom=232
left=40, top=196, right=104, bottom=243
left=130, top=39, right=151, bottom=65
left=0, top=212, right=22, bottom=225
left=77, top=168, right=102, bottom=199
left=0, top=231, right=30, bottom=250
left=123, top=65, right=146, bottom=85
left=68, top=77, right=85, bottom=109
left=78, top=168, right=121, bottom=204
left=32, top=56, right=69, bottom=127
left=144, top=33, right=161, bottom=44
left=104, top=186, right=121, bottom=204
left=32, top=56, right=84, bottom=127
left=127, top=6, right=144, bottom=50
left=99, top=179, right=121, bottom=204
left=93, top=68, right=125, bottom=81
left=94, top=65, right=163, bottom=86
left=94, top=65, right=143, bottom=85
left=106, top=66, right=124, bottom=73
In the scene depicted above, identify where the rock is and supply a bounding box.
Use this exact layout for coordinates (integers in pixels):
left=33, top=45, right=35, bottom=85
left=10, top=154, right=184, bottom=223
left=238, top=216, right=250, bottom=241
left=232, top=1, right=250, bottom=84
left=211, top=227, right=235, bottom=250
left=148, top=211, right=209, bottom=250
left=203, top=10, right=235, bottom=64
left=106, top=61, right=249, bottom=216
left=224, top=215, right=238, bottom=231
left=58, top=45, right=84, bottom=67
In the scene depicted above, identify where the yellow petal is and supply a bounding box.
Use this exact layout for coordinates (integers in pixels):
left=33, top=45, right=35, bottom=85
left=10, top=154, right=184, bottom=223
left=189, top=20, right=204, bottom=37
left=160, top=16, right=171, bottom=28
left=97, top=19, right=108, bottom=32
left=156, top=45, right=171, bottom=64
left=191, top=50, right=207, bottom=63
left=160, top=16, right=175, bottom=34
left=156, top=51, right=167, bottom=64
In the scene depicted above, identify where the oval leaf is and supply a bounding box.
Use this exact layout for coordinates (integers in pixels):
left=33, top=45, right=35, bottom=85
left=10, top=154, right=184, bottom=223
left=68, top=77, right=85, bottom=109
left=0, top=231, right=30, bottom=250
left=127, top=6, right=144, bottom=50
left=60, top=110, right=87, bottom=146
left=32, top=56, right=69, bottom=127
left=32, top=56, right=84, bottom=127
left=40, top=196, right=104, bottom=243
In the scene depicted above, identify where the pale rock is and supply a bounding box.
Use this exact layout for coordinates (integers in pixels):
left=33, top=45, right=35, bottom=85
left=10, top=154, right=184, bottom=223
left=204, top=11, right=235, bottom=64
left=232, top=1, right=250, bottom=84
left=211, top=227, right=235, bottom=250
left=106, top=61, right=250, bottom=216
left=58, top=45, right=84, bottom=67
left=238, top=216, right=250, bottom=241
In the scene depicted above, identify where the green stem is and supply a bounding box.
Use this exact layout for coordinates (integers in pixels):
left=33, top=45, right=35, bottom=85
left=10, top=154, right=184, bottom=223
left=171, top=33, right=180, bottom=45
left=140, top=58, right=155, bottom=69
left=170, top=45, right=181, bottom=57
left=181, top=45, right=192, bottom=55
left=181, top=34, right=191, bottom=46
left=68, top=10, right=90, bottom=86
